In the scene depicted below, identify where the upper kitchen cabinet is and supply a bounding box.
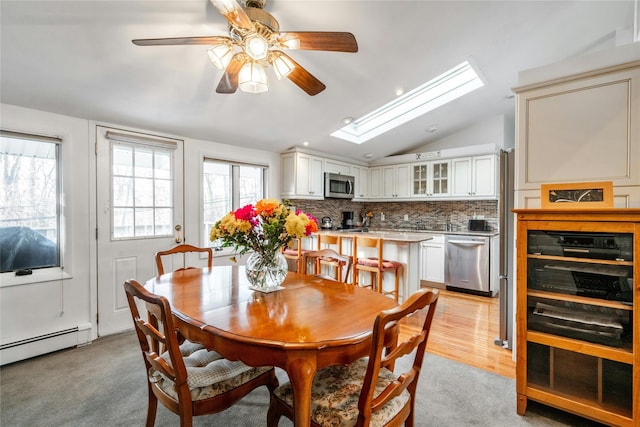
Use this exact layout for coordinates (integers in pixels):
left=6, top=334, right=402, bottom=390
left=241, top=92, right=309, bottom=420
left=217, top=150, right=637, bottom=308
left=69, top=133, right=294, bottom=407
left=368, top=164, right=411, bottom=200
left=350, top=165, right=369, bottom=200
left=451, top=154, right=497, bottom=199
left=514, top=58, right=640, bottom=201
left=281, top=151, right=324, bottom=200
left=382, top=164, right=411, bottom=199
left=324, top=159, right=352, bottom=176
left=411, top=160, right=450, bottom=198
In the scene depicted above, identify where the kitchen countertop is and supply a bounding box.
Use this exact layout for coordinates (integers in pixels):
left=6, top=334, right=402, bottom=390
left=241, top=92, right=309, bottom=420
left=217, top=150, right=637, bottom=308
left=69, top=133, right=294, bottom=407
left=317, top=228, right=499, bottom=241
left=317, top=229, right=432, bottom=243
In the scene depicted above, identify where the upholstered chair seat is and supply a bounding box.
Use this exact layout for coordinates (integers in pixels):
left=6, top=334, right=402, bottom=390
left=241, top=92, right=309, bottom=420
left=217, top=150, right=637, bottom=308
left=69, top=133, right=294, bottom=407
left=272, top=357, right=409, bottom=427
left=150, top=340, right=274, bottom=401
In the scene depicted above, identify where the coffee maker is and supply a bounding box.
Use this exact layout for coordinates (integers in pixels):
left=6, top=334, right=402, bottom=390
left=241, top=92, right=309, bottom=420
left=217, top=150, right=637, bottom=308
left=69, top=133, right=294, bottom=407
left=342, top=211, right=355, bottom=229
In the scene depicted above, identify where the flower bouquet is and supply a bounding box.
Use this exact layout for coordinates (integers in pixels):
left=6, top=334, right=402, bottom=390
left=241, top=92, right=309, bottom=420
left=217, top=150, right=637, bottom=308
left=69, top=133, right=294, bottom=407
left=210, top=198, right=318, bottom=290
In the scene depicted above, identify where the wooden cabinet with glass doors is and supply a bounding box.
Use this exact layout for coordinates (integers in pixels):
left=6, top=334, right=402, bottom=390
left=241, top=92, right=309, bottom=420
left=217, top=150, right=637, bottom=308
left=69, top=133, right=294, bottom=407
left=515, top=209, right=639, bottom=426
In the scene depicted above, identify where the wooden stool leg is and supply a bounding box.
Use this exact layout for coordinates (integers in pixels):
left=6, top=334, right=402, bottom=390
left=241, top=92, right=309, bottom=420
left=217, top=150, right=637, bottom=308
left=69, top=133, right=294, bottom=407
left=393, top=267, right=400, bottom=302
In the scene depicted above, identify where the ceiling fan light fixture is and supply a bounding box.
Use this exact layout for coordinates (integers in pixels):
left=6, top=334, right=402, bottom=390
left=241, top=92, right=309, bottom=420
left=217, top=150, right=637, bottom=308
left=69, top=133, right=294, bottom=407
left=271, top=52, right=295, bottom=80
left=207, top=43, right=234, bottom=70
left=210, top=0, right=238, bottom=15
left=245, top=33, right=269, bottom=61
left=239, top=61, right=269, bottom=93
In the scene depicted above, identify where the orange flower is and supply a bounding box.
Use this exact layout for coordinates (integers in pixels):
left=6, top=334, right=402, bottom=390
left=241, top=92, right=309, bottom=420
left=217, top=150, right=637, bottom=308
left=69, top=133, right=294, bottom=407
left=255, top=198, right=281, bottom=217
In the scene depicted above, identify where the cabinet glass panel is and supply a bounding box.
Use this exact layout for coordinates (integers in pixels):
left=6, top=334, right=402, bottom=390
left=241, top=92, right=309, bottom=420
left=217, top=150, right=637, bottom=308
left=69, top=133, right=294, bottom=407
left=432, top=163, right=448, bottom=194
left=526, top=230, right=634, bottom=349
left=412, top=164, right=427, bottom=195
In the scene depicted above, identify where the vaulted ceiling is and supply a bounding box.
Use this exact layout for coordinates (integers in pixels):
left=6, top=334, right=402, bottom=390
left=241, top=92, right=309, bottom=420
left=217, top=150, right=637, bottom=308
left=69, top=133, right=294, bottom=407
left=1, top=1, right=636, bottom=162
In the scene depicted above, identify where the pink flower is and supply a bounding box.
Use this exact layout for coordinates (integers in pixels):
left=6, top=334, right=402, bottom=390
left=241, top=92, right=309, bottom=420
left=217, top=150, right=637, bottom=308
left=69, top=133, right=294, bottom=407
left=234, top=204, right=256, bottom=221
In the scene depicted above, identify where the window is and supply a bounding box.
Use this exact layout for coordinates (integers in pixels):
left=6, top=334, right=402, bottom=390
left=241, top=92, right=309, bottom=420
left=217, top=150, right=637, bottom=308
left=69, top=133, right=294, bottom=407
left=203, top=159, right=266, bottom=247
left=111, top=142, right=174, bottom=239
left=0, top=131, right=61, bottom=273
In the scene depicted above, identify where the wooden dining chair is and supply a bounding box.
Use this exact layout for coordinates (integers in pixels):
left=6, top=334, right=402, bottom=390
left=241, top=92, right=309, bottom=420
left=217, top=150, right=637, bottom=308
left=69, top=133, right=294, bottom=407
left=155, top=244, right=213, bottom=276
left=302, top=248, right=353, bottom=283
left=123, top=279, right=278, bottom=427
left=281, top=238, right=312, bottom=273
left=352, top=236, right=403, bottom=301
left=267, top=287, right=440, bottom=427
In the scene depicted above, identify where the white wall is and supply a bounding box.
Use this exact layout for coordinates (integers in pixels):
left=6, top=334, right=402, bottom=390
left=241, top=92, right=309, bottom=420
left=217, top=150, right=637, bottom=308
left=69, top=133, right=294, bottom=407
left=0, top=103, right=283, bottom=364
left=1, top=104, right=93, bottom=364
left=412, top=114, right=513, bottom=153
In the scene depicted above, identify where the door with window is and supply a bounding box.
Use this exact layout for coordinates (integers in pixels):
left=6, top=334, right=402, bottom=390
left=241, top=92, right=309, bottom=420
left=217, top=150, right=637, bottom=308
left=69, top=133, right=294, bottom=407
left=96, top=126, right=183, bottom=336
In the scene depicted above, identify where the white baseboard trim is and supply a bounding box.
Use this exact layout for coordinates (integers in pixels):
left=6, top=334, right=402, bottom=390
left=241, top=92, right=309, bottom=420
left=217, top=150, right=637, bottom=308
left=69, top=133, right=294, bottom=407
left=0, top=323, right=93, bottom=366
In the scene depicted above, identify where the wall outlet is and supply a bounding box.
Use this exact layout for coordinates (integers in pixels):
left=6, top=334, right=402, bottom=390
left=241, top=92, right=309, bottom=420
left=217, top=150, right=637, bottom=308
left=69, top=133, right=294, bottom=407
left=404, top=214, right=409, bottom=221
left=381, top=212, right=385, bottom=221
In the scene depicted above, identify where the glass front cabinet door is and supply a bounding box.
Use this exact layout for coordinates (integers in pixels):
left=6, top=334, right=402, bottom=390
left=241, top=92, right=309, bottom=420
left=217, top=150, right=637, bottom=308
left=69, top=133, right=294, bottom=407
left=411, top=160, right=450, bottom=198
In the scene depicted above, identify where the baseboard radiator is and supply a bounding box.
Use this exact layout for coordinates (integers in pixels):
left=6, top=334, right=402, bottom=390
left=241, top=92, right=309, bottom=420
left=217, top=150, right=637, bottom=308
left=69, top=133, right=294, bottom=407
left=0, top=323, right=92, bottom=366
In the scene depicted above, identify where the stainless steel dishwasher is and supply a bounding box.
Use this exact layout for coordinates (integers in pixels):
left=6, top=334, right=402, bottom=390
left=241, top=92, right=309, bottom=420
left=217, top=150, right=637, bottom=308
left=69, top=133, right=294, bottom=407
left=445, top=234, right=491, bottom=296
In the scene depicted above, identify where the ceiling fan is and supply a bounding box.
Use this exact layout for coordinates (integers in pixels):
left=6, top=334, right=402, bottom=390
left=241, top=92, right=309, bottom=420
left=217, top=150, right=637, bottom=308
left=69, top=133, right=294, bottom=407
left=132, top=0, right=358, bottom=96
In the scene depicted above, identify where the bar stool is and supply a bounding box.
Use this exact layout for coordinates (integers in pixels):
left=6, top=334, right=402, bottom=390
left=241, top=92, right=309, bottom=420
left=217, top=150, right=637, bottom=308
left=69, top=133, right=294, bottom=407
left=314, top=234, right=348, bottom=282
left=282, top=238, right=312, bottom=273
left=352, top=236, right=402, bottom=301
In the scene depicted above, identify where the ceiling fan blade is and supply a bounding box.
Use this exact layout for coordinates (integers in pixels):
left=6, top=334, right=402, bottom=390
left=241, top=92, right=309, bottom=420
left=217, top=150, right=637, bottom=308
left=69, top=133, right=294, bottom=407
left=277, top=32, right=358, bottom=53
left=132, top=36, right=232, bottom=46
left=216, top=53, right=244, bottom=94
left=210, top=0, right=255, bottom=31
left=280, top=54, right=326, bottom=96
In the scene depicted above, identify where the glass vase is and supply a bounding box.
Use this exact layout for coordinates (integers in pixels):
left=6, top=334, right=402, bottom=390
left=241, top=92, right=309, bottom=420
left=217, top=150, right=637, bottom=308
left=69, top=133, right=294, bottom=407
left=245, top=250, right=288, bottom=292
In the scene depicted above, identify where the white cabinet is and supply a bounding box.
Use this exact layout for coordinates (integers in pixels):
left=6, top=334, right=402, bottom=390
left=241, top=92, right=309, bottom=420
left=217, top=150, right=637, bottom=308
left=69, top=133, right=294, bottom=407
left=350, top=165, right=369, bottom=200
left=382, top=164, right=411, bottom=199
left=324, top=159, right=351, bottom=175
left=368, top=166, right=383, bottom=198
left=411, top=160, right=450, bottom=198
left=514, top=62, right=640, bottom=194
left=420, top=234, right=445, bottom=284
left=280, top=152, right=324, bottom=200
left=369, top=164, right=410, bottom=199
left=451, top=154, right=496, bottom=198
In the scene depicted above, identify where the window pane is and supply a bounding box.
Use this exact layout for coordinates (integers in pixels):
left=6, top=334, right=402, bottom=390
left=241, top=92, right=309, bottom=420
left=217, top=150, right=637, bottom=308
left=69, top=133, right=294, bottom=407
left=239, top=165, right=264, bottom=207
left=113, top=176, right=133, bottom=206
left=113, top=208, right=134, bottom=238
left=154, top=179, right=172, bottom=206
left=135, top=208, right=154, bottom=237
left=154, top=151, right=171, bottom=179
left=134, top=177, right=153, bottom=206
left=202, top=160, right=266, bottom=247
left=134, top=148, right=153, bottom=178
left=110, top=142, right=174, bottom=239
left=203, top=162, right=231, bottom=224
left=112, top=145, right=133, bottom=176
left=0, top=135, right=61, bottom=272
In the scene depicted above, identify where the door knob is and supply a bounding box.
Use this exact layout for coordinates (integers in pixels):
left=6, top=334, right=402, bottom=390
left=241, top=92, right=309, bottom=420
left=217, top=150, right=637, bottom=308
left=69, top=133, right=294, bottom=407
left=175, top=224, right=183, bottom=243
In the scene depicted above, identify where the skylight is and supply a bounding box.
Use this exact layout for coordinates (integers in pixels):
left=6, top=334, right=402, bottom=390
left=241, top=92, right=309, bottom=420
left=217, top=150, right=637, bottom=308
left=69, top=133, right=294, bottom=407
left=331, top=60, right=484, bottom=144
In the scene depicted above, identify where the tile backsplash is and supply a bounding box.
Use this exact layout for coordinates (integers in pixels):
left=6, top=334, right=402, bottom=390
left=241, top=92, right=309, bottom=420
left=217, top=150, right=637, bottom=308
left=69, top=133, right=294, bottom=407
left=289, top=199, right=498, bottom=232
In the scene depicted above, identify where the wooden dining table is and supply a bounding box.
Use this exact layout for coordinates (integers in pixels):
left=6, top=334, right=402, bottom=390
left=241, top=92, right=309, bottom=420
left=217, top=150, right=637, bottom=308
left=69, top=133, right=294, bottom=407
left=145, top=265, right=398, bottom=427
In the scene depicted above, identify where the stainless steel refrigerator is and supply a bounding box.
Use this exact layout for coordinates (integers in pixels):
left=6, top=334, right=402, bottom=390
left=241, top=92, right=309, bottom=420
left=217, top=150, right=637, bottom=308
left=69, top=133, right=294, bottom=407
left=494, top=148, right=514, bottom=349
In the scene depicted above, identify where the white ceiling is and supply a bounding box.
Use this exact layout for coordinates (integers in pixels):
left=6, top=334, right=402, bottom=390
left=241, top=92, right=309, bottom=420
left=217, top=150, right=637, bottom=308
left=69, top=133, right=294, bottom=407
left=1, top=1, right=636, bottom=163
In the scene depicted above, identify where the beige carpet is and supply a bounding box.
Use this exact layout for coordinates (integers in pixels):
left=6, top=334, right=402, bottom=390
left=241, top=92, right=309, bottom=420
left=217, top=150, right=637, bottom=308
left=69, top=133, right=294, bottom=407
left=0, top=331, right=604, bottom=426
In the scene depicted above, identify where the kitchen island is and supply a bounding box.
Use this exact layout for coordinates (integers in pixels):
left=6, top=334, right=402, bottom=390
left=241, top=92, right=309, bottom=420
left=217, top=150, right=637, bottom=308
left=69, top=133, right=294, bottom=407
left=310, top=229, right=434, bottom=301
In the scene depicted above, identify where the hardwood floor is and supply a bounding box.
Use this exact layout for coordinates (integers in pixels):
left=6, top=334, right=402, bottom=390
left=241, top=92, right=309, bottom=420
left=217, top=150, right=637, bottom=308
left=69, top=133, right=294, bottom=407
left=402, top=288, right=516, bottom=379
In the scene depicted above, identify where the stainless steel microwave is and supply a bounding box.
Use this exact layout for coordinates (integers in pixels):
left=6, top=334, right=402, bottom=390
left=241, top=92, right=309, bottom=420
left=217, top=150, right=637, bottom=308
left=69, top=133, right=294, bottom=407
left=324, top=173, right=355, bottom=199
